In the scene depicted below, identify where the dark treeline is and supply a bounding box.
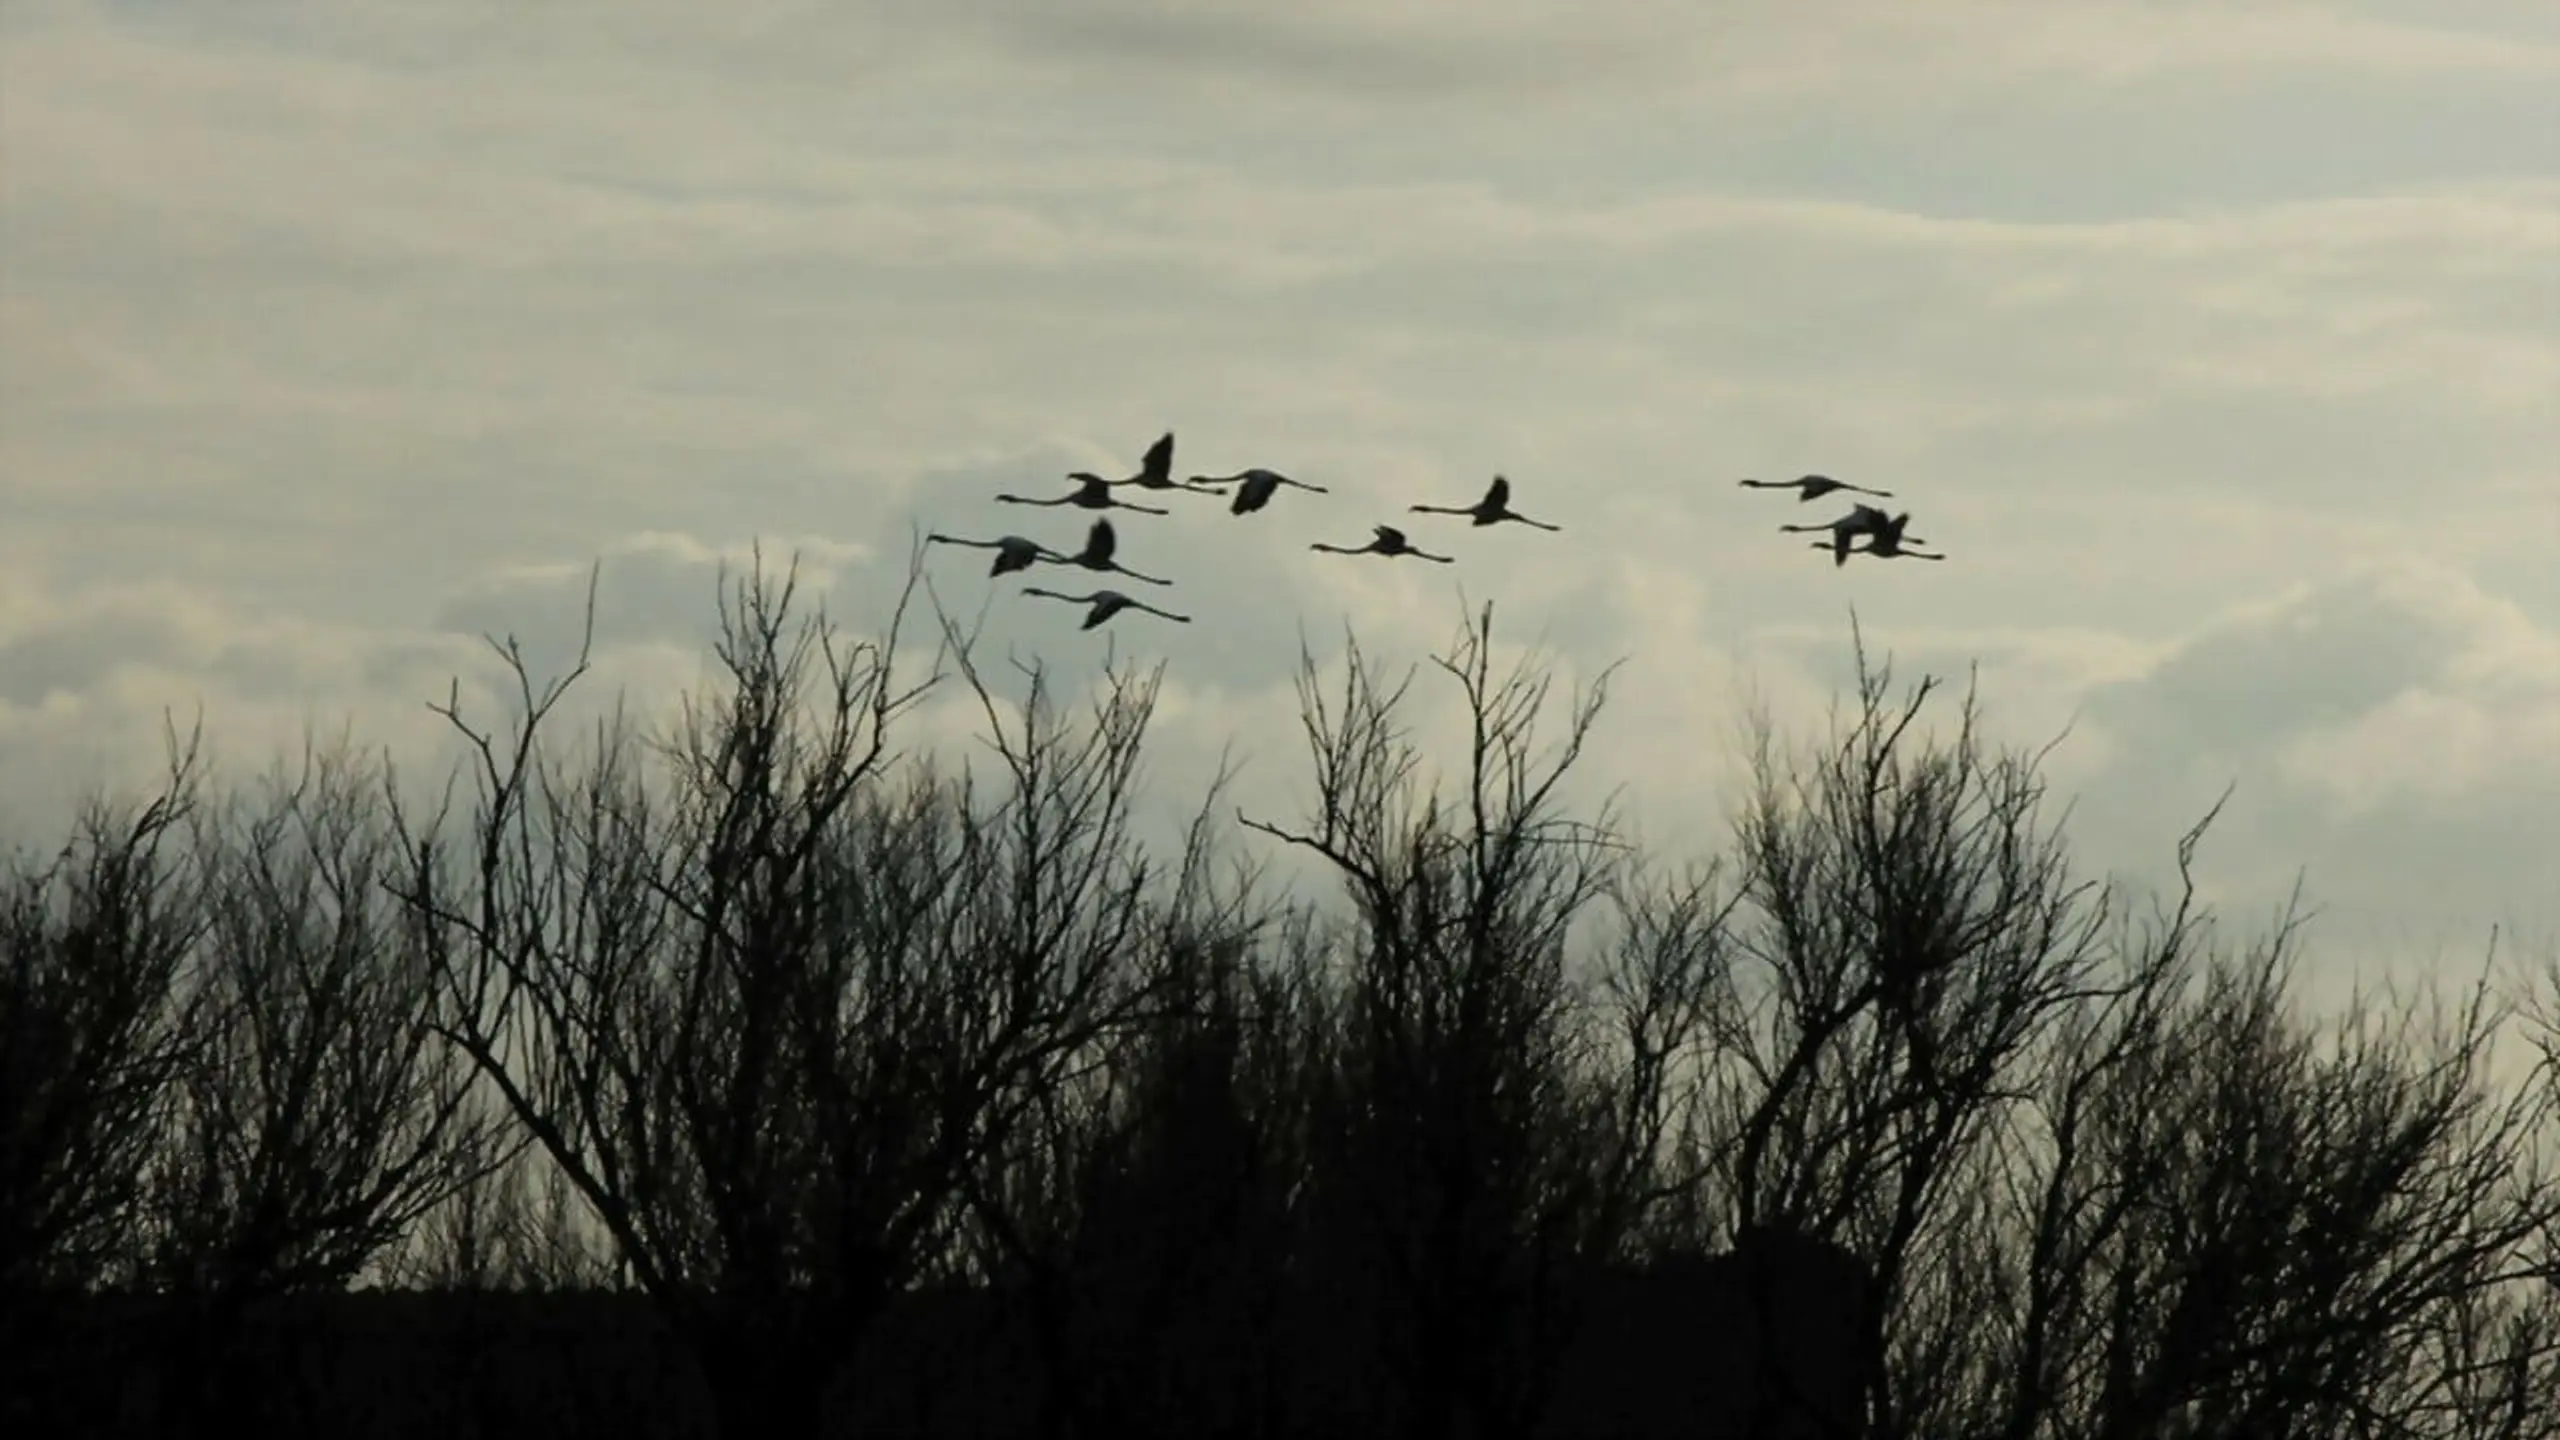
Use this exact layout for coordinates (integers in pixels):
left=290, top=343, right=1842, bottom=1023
left=4, top=556, right=2556, bottom=1440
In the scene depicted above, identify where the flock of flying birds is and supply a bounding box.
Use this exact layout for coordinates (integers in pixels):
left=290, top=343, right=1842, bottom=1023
left=927, top=433, right=1944, bottom=630
left=1738, top=474, right=1948, bottom=567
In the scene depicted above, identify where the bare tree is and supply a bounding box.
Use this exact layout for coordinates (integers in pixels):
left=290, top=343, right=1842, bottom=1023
left=1707, top=634, right=2120, bottom=1434
left=381, top=1117, right=609, bottom=1293
left=392, top=550, right=1208, bottom=1437
left=914, top=641, right=1273, bottom=1440
left=1239, top=602, right=1643, bottom=1440
left=6, top=572, right=2547, bottom=1440
left=0, top=726, right=207, bottom=1434
left=1894, top=788, right=2560, bottom=1439
left=133, top=735, right=516, bottom=1433
left=964, top=790, right=1335, bottom=1438
left=2080, top=942, right=2557, bottom=1439
left=1583, top=851, right=1748, bottom=1260
left=0, top=723, right=204, bottom=1300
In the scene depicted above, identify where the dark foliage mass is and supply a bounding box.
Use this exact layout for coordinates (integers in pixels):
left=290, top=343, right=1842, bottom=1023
left=4, top=552, right=2555, bottom=1440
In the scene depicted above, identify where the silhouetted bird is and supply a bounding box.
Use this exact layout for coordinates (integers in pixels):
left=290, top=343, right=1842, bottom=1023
left=1071, top=432, right=1196, bottom=493
left=1020, top=587, right=1191, bottom=629
left=1843, top=509, right=1935, bottom=561
left=1039, top=517, right=1174, bottom=586
left=996, top=475, right=1169, bottom=515
left=1410, top=475, right=1560, bottom=531
left=1186, top=467, right=1329, bottom=515
left=1739, top=474, right=1893, bottom=502
left=926, top=532, right=1068, bottom=577
left=1780, top=503, right=1900, bottom=567
left=1841, top=511, right=1945, bottom=562
left=1311, top=524, right=1454, bottom=563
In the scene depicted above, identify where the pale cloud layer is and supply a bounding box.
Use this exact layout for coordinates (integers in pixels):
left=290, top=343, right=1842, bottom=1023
left=3, top=0, right=2555, bottom=1000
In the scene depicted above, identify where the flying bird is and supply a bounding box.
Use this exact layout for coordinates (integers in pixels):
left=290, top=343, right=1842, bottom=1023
left=1739, top=475, right=1894, bottom=502
left=1826, top=535, right=1946, bottom=562
left=996, top=475, right=1169, bottom=515
left=1186, top=467, right=1329, bottom=515
left=1038, top=517, right=1174, bottom=586
left=1410, top=475, right=1560, bottom=531
left=1780, top=504, right=1904, bottom=568
left=1848, top=512, right=1946, bottom=561
left=1311, top=524, right=1455, bottom=564
left=1020, top=587, right=1192, bottom=630
left=1070, top=432, right=1193, bottom=493
left=926, top=532, right=1068, bottom=577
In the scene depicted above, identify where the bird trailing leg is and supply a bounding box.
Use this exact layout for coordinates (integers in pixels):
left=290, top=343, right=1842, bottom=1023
left=1019, top=586, right=1191, bottom=628
left=1311, top=524, right=1455, bottom=563
left=1739, top=475, right=1893, bottom=501
left=1186, top=468, right=1330, bottom=515
left=1410, top=475, right=1560, bottom=531
left=997, top=476, right=1170, bottom=514
left=925, top=532, right=1067, bottom=576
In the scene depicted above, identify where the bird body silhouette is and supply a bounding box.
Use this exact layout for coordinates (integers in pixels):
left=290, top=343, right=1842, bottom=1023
left=996, top=475, right=1168, bottom=515
left=927, top=532, right=1067, bottom=577
left=1780, top=504, right=1904, bottom=567
left=1070, top=432, right=1193, bottom=492
left=1813, top=511, right=1944, bottom=562
left=1312, top=524, right=1455, bottom=563
left=1187, top=467, right=1329, bottom=515
left=1020, top=587, right=1191, bottom=629
left=1845, top=513, right=1945, bottom=562
left=1740, top=475, right=1893, bottom=502
left=1411, top=475, right=1560, bottom=531
left=1039, top=517, right=1173, bottom=586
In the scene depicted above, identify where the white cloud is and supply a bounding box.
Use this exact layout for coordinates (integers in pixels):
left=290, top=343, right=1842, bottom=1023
left=0, top=588, right=496, bottom=846
left=2062, top=561, right=2560, bottom=967
left=1, top=0, right=2552, bottom=999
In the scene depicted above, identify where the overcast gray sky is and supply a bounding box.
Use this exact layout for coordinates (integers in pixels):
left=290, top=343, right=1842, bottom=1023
left=3, top=0, right=2555, bottom=1001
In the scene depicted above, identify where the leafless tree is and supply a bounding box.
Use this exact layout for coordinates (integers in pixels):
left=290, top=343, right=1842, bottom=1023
left=127, top=735, right=518, bottom=1433
left=1701, top=632, right=2124, bottom=1434
left=1584, top=851, right=1749, bottom=1261
left=390, top=549, right=1213, bottom=1436
left=1235, top=602, right=1661, bottom=1440
left=8, top=570, right=2550, bottom=1439
left=1695, top=624, right=2560, bottom=1439
left=381, top=1126, right=618, bottom=1292
left=1063, top=908, right=1331, bottom=1435
left=0, top=724, right=208, bottom=1435
left=1735, top=680, right=2560, bottom=1440
left=0, top=722, right=205, bottom=1301
left=913, top=639, right=1287, bottom=1440
left=1987, top=903, right=2560, bottom=1439
left=961, top=798, right=1343, bottom=1439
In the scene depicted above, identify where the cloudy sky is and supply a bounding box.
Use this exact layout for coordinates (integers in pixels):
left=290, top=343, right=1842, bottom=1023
left=3, top=0, right=2555, bottom=1005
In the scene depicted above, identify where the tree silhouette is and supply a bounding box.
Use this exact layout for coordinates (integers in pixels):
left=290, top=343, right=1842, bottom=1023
left=1, top=725, right=204, bottom=1303
left=1234, top=602, right=1684, bottom=1439
left=385, top=550, right=1224, bottom=1436
left=139, top=737, right=514, bottom=1434
left=2, top=578, right=2553, bottom=1440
